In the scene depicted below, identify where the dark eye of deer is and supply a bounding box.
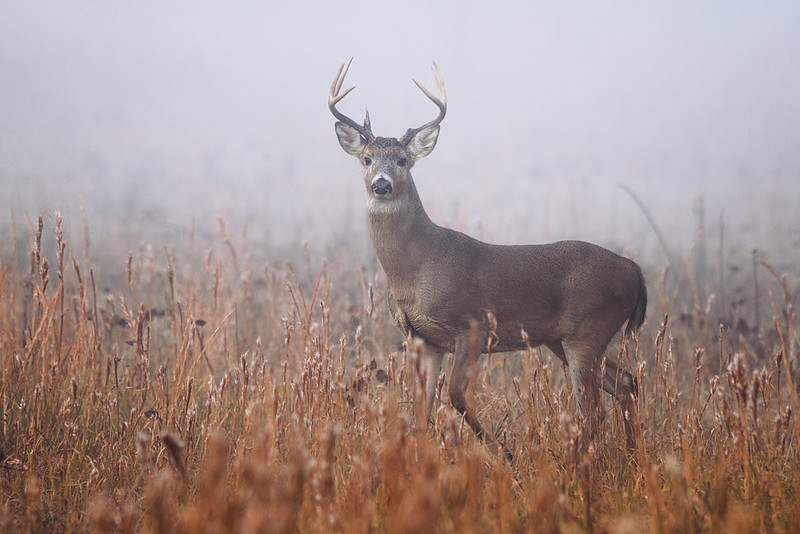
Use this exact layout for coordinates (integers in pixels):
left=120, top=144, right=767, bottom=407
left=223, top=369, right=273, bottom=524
left=397, top=157, right=407, bottom=167
left=364, top=156, right=372, bottom=166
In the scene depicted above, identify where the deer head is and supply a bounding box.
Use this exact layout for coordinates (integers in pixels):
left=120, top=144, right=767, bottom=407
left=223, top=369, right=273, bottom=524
left=329, top=58, right=446, bottom=212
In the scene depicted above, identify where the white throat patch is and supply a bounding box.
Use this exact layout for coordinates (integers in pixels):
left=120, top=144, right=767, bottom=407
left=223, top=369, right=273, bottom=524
left=366, top=195, right=403, bottom=215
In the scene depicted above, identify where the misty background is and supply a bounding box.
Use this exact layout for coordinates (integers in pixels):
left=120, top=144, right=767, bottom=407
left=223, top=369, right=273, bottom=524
left=2, top=1, right=799, bottom=274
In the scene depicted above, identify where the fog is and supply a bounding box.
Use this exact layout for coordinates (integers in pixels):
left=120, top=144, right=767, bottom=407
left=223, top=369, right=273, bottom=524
left=2, top=1, right=799, bottom=267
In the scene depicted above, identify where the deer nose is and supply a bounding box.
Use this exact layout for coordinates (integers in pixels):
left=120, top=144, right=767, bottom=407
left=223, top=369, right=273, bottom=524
left=371, top=177, right=393, bottom=196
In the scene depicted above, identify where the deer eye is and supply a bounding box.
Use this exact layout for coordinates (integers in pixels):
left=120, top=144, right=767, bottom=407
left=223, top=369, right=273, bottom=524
left=363, top=156, right=372, bottom=166
left=397, top=157, right=407, bottom=167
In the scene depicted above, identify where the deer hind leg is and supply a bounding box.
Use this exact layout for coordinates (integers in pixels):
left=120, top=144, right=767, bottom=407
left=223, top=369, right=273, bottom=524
left=561, top=341, right=603, bottom=448
left=601, top=357, right=639, bottom=451
left=449, top=329, right=512, bottom=461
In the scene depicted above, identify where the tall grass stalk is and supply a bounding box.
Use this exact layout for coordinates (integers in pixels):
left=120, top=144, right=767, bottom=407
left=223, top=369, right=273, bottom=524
left=0, top=213, right=798, bottom=532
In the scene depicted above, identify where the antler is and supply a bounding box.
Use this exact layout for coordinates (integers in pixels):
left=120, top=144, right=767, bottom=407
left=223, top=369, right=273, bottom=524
left=401, top=61, right=447, bottom=145
left=329, top=57, right=375, bottom=142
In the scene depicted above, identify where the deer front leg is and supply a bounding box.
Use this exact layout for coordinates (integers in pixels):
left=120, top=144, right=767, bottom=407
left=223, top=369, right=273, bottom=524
left=449, top=329, right=512, bottom=461
left=423, top=346, right=445, bottom=425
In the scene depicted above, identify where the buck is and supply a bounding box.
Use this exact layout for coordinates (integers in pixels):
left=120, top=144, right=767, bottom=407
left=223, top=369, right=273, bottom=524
left=329, top=58, right=647, bottom=458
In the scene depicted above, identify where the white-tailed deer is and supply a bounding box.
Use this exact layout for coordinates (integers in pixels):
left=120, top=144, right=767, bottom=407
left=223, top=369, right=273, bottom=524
left=330, top=58, right=647, bottom=458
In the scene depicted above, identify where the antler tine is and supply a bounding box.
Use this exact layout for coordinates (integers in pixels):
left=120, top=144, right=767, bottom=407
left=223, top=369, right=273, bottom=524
left=329, top=57, right=354, bottom=106
left=329, top=57, right=374, bottom=142
left=402, top=61, right=447, bottom=144
left=413, top=61, right=446, bottom=108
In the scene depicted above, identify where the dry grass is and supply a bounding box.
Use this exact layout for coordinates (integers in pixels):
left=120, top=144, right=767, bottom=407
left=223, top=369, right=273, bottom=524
left=1, top=211, right=799, bottom=533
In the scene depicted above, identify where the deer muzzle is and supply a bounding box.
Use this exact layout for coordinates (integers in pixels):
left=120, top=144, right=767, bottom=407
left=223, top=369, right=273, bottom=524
left=371, top=176, right=393, bottom=196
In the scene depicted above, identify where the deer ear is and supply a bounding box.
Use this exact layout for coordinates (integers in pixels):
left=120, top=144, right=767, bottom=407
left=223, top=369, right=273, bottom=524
left=405, top=125, right=440, bottom=160
left=335, top=122, right=368, bottom=157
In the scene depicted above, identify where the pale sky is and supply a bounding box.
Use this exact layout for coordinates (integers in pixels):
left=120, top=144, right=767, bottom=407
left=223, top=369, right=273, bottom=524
left=2, top=1, right=799, bottom=263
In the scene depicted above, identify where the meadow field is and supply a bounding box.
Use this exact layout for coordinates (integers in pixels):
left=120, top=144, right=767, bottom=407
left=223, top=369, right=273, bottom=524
left=1, top=208, right=798, bottom=533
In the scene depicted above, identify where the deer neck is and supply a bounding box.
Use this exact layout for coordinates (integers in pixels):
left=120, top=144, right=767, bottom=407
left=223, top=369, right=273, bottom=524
left=366, top=178, right=438, bottom=281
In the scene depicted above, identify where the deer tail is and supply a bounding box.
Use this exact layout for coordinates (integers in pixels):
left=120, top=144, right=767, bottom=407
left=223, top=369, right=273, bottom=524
left=624, top=266, right=647, bottom=337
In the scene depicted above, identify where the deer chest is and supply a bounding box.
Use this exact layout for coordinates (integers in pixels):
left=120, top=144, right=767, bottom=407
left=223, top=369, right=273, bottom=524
left=388, top=292, right=457, bottom=353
